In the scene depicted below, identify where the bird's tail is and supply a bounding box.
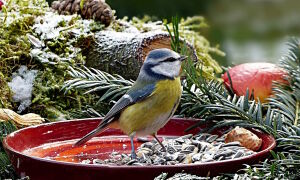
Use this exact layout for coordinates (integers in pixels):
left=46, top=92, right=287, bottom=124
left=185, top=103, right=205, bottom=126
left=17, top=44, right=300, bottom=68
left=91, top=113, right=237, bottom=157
left=73, top=123, right=108, bottom=147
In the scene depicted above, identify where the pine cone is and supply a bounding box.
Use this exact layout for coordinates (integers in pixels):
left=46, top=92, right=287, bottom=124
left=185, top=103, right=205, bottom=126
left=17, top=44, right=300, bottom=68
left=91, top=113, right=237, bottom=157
left=51, top=0, right=114, bottom=26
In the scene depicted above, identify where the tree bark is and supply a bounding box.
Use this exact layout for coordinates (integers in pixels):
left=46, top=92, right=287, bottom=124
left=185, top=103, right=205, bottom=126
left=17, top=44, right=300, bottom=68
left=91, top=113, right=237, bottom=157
left=84, top=30, right=196, bottom=80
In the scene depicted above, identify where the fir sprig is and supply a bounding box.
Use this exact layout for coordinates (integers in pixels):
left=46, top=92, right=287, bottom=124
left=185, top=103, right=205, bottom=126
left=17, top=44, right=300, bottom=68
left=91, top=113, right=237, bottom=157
left=0, top=120, right=17, bottom=179
left=63, top=66, right=133, bottom=104
left=165, top=16, right=180, bottom=52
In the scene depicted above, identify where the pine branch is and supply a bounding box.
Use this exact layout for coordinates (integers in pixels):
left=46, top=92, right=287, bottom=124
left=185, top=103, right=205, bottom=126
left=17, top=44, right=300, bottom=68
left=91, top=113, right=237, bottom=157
left=0, top=120, right=17, bottom=151
left=165, top=16, right=180, bottom=52
left=63, top=66, right=134, bottom=104
left=0, top=120, right=17, bottom=179
left=269, top=38, right=300, bottom=127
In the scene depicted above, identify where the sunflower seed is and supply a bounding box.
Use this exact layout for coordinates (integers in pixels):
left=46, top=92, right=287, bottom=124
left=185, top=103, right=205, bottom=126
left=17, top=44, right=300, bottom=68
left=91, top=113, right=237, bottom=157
left=165, top=153, right=177, bottom=161
left=93, top=159, right=103, bottom=164
left=214, top=150, right=234, bottom=159
left=137, top=137, right=149, bottom=142
left=166, top=145, right=177, bottom=154
left=233, top=150, right=245, bottom=158
left=126, top=159, right=137, bottom=165
left=141, top=142, right=153, bottom=149
left=167, top=161, right=177, bottom=165
left=217, top=156, right=225, bottom=161
left=182, top=154, right=193, bottom=164
left=86, top=133, right=257, bottom=166
left=132, top=162, right=145, bottom=166
left=206, top=135, right=218, bottom=143
left=191, top=140, right=202, bottom=146
left=192, top=153, right=202, bottom=162
left=181, top=134, right=193, bottom=139
left=175, top=138, right=185, bottom=144
left=137, top=147, right=153, bottom=156
left=81, top=159, right=91, bottom=164
left=182, top=144, right=196, bottom=152
left=177, top=153, right=186, bottom=162
left=195, top=133, right=211, bottom=141
left=222, top=141, right=241, bottom=147
left=216, top=137, right=225, bottom=142
left=153, top=157, right=166, bottom=165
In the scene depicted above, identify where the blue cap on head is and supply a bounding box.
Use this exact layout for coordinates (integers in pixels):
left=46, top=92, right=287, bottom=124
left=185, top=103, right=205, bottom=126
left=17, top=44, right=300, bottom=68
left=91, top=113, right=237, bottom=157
left=146, top=48, right=179, bottom=62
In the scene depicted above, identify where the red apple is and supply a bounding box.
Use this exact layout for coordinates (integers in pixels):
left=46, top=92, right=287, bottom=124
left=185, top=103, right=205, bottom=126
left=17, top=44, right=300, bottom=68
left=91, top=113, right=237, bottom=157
left=0, top=0, right=4, bottom=11
left=222, top=63, right=287, bottom=102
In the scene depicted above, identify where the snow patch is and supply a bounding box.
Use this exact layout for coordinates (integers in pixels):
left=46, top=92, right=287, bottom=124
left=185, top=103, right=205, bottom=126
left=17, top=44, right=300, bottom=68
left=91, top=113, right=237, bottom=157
left=8, top=66, right=38, bottom=113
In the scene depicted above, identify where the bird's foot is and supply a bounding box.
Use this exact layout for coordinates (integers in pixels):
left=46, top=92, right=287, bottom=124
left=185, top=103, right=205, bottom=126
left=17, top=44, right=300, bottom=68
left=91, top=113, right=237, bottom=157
left=131, top=151, right=137, bottom=159
left=153, top=134, right=166, bottom=152
left=130, top=133, right=137, bottom=159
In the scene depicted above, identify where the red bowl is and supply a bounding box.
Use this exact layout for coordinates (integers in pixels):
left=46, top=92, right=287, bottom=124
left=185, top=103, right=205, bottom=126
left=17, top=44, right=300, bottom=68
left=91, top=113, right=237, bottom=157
left=3, top=118, right=275, bottom=180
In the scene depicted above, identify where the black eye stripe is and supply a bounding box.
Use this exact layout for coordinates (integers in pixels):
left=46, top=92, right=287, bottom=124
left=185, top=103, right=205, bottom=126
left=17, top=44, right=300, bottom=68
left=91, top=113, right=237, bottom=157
left=162, top=57, right=177, bottom=62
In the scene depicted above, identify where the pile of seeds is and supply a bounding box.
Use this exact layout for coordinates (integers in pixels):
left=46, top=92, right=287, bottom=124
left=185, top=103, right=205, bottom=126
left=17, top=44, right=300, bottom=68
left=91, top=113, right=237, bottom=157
left=81, top=133, right=256, bottom=166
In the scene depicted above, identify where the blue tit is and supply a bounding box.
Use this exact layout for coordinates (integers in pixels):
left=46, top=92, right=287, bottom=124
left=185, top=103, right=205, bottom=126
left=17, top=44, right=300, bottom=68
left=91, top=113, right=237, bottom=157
left=74, top=48, right=187, bottom=159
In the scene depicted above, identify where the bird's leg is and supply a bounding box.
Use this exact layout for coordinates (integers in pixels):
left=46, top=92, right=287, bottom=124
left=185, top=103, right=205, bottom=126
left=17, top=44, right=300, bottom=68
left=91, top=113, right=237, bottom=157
left=152, top=133, right=166, bottom=151
left=129, top=132, right=137, bottom=159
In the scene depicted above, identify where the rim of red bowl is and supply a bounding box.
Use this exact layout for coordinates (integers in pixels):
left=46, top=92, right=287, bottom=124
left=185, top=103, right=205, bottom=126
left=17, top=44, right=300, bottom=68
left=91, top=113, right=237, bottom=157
left=3, top=118, right=276, bottom=169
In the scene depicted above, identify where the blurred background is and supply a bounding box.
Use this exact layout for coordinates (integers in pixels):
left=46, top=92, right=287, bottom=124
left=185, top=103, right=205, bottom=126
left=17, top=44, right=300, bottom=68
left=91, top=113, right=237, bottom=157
left=48, top=0, right=300, bottom=66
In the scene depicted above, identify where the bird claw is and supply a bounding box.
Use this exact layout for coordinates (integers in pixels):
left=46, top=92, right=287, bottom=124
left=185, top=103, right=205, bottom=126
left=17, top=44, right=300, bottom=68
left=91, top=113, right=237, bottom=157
left=131, top=151, right=137, bottom=159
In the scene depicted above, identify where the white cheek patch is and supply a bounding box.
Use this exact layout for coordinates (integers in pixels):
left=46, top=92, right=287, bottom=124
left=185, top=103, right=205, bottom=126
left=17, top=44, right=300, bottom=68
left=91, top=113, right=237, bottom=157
left=151, top=61, right=181, bottom=78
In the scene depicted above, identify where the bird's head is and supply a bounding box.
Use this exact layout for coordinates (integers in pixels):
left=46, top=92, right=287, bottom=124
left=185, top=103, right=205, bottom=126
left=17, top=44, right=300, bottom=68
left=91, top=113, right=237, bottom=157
left=141, top=48, right=187, bottom=80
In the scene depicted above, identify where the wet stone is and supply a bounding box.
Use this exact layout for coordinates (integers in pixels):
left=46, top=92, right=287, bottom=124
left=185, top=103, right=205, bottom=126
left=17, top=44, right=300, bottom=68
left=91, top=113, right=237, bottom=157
left=85, top=133, right=257, bottom=166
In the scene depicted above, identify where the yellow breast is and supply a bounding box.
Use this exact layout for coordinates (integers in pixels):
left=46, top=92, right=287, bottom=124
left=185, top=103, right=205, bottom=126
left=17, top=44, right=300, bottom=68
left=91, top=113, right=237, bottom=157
left=118, top=77, right=182, bottom=136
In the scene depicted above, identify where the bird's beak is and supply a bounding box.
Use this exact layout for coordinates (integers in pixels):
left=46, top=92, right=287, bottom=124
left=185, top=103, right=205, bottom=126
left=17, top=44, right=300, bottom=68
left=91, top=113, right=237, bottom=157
left=178, top=55, right=188, bottom=61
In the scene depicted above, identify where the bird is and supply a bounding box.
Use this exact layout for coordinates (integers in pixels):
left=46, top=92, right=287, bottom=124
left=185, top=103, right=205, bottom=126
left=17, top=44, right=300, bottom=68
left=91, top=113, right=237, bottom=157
left=74, top=48, right=187, bottom=159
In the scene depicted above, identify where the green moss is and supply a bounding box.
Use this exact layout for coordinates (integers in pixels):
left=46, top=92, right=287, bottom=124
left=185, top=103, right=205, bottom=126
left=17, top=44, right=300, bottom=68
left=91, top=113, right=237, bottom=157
left=0, top=0, right=102, bottom=120
left=0, top=72, right=12, bottom=108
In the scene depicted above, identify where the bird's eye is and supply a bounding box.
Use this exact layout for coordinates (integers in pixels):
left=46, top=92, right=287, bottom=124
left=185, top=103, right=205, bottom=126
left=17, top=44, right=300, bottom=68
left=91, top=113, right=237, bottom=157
left=163, top=57, right=176, bottom=62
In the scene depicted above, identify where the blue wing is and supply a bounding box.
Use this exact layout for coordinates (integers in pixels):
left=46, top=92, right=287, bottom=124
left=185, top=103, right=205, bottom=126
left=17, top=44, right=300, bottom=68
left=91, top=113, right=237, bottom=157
left=74, top=82, right=156, bottom=146
left=104, top=83, right=156, bottom=121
